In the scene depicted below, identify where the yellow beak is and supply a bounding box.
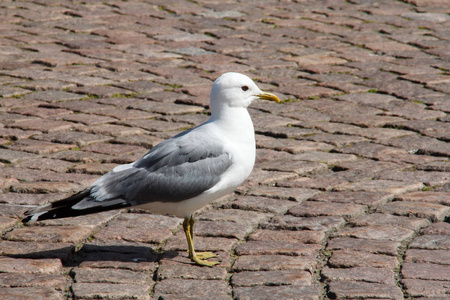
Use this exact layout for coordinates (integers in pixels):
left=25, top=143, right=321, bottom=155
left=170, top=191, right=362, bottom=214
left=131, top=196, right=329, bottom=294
left=257, top=92, right=280, bottom=102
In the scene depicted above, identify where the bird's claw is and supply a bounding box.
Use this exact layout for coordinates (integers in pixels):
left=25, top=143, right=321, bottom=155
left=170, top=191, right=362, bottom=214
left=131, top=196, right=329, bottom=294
left=191, top=253, right=220, bottom=267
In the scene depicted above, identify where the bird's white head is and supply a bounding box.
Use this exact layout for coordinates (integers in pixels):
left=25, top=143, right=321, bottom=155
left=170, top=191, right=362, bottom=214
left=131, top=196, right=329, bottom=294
left=210, top=72, right=279, bottom=114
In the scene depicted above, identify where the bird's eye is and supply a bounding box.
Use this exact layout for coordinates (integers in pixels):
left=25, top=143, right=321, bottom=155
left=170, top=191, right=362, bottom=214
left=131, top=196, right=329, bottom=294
left=241, top=85, right=249, bottom=91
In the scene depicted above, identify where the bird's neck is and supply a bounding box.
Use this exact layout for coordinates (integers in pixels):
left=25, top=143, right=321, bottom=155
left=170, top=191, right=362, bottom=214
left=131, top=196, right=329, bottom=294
left=210, top=106, right=255, bottom=139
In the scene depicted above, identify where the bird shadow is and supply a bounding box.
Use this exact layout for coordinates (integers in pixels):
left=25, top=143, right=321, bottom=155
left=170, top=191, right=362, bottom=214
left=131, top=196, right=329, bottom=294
left=4, top=243, right=182, bottom=268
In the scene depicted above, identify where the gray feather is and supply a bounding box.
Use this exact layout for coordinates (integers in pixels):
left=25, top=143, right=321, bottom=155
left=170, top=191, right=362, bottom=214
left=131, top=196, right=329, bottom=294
left=76, top=126, right=232, bottom=209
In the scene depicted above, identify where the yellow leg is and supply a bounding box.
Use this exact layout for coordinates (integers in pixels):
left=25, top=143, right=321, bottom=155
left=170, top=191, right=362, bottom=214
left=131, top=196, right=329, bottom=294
left=183, top=216, right=218, bottom=267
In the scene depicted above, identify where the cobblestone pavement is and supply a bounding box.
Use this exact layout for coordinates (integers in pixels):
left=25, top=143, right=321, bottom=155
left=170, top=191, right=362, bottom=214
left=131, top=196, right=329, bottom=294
left=0, top=0, right=449, bottom=299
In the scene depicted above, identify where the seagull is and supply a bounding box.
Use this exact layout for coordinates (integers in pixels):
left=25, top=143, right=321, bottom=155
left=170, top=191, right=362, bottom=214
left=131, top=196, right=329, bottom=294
left=23, top=72, right=279, bottom=266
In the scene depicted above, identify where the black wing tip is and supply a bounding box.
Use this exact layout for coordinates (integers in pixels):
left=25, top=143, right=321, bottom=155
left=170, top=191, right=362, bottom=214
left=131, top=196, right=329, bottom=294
left=22, top=215, right=32, bottom=223
left=22, top=202, right=132, bottom=224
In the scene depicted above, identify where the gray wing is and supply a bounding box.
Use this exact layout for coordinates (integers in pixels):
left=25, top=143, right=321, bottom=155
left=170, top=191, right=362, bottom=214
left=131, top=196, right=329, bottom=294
left=74, top=127, right=232, bottom=210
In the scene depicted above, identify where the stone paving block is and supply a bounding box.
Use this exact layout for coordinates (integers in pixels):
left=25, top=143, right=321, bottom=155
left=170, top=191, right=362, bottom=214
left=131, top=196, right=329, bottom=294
left=402, top=262, right=450, bottom=281
left=279, top=109, right=331, bottom=124
left=94, top=213, right=181, bottom=244
left=193, top=220, right=253, bottom=240
left=8, top=139, right=75, bottom=154
left=322, top=266, right=396, bottom=285
left=250, top=111, right=299, bottom=129
left=0, top=257, right=62, bottom=274
left=409, top=235, right=450, bottom=250
left=72, top=282, right=150, bottom=300
left=232, top=255, right=317, bottom=272
left=81, top=123, right=147, bottom=137
left=121, top=118, right=192, bottom=132
left=375, top=169, right=450, bottom=187
left=335, top=179, right=424, bottom=195
left=33, top=131, right=112, bottom=147
left=18, top=79, right=77, bottom=91
left=329, top=250, right=399, bottom=268
left=402, top=279, right=450, bottom=298
left=256, top=134, right=333, bottom=154
left=334, top=159, right=407, bottom=174
left=328, top=169, right=378, bottom=183
left=397, top=191, right=450, bottom=206
left=307, top=99, right=382, bottom=117
left=113, top=134, right=164, bottom=148
left=0, top=286, right=64, bottom=300
left=330, top=114, right=405, bottom=128
left=1, top=167, right=95, bottom=184
left=404, top=249, right=450, bottom=265
left=289, top=201, right=366, bottom=220
left=198, top=209, right=272, bottom=227
left=0, top=86, right=33, bottom=98
left=0, top=149, right=37, bottom=163
left=70, top=162, right=120, bottom=175
left=70, top=85, right=135, bottom=97
left=82, top=142, right=147, bottom=156
left=13, top=158, right=74, bottom=173
left=379, top=201, right=450, bottom=222
left=391, top=119, right=450, bottom=141
left=48, top=100, right=113, bottom=114
left=72, top=267, right=151, bottom=284
left=154, top=279, right=230, bottom=299
left=262, top=215, right=346, bottom=233
left=12, top=107, right=72, bottom=118
left=105, top=106, right=160, bottom=120
left=0, top=204, right=29, bottom=218
left=352, top=213, right=430, bottom=231
left=50, top=150, right=113, bottom=164
left=231, top=270, right=312, bottom=287
left=38, top=210, right=120, bottom=230
left=258, top=159, right=330, bottom=176
left=336, top=142, right=407, bottom=160
left=128, top=101, right=205, bottom=115
left=10, top=181, right=83, bottom=194
left=379, top=134, right=450, bottom=157
left=256, top=126, right=322, bottom=140
left=422, top=222, right=450, bottom=235
left=292, top=151, right=358, bottom=165
left=278, top=176, right=348, bottom=191
left=0, top=128, right=41, bottom=140
left=78, top=245, right=157, bottom=272
left=9, top=119, right=77, bottom=133
left=328, top=280, right=404, bottom=300
left=238, top=168, right=298, bottom=190
left=61, top=113, right=116, bottom=125
left=235, top=241, right=321, bottom=256
left=0, top=273, right=68, bottom=290
left=246, top=187, right=320, bottom=202
left=5, top=225, right=92, bottom=244
left=0, top=241, right=74, bottom=261
left=248, top=229, right=326, bottom=244
left=333, top=225, right=415, bottom=242
left=253, top=148, right=290, bottom=164
left=233, top=285, right=321, bottom=300
left=222, top=196, right=297, bottom=215
left=24, top=91, right=82, bottom=102
left=0, top=216, right=18, bottom=231
left=417, top=162, right=450, bottom=173
left=390, top=153, right=448, bottom=165
left=310, top=191, right=393, bottom=208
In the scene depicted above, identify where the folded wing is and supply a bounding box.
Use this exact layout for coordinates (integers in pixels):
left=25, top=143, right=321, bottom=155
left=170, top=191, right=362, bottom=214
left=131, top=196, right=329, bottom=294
left=23, top=128, right=232, bottom=222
